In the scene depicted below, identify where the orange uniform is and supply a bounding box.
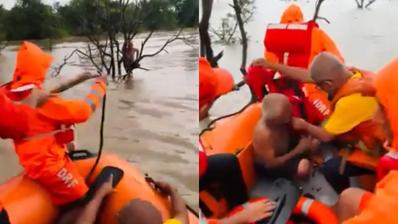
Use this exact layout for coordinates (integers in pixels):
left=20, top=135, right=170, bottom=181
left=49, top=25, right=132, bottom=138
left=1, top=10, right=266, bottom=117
left=3, top=41, right=106, bottom=205
left=0, top=89, right=28, bottom=139
left=343, top=58, right=398, bottom=223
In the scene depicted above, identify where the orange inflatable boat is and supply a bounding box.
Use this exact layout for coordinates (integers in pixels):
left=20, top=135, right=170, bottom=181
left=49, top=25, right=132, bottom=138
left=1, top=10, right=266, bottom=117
left=0, top=151, right=198, bottom=224
left=200, top=139, right=338, bottom=224
left=199, top=102, right=343, bottom=223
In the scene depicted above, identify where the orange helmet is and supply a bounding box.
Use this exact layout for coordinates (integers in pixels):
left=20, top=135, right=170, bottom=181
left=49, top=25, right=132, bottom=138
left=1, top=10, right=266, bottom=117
left=10, top=41, right=53, bottom=92
left=280, top=4, right=304, bottom=24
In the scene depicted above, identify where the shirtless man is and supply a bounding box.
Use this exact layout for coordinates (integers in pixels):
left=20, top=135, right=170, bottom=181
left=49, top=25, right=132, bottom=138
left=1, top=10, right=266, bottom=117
left=253, top=93, right=319, bottom=179
left=122, top=41, right=139, bottom=74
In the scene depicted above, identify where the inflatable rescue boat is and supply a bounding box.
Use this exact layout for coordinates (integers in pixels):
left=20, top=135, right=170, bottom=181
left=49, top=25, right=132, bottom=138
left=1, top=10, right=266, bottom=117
left=0, top=151, right=198, bottom=224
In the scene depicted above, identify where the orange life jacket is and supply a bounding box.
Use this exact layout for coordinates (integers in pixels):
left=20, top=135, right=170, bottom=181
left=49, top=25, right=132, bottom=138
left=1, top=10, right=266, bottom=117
left=344, top=171, right=398, bottom=224
left=331, top=70, right=387, bottom=155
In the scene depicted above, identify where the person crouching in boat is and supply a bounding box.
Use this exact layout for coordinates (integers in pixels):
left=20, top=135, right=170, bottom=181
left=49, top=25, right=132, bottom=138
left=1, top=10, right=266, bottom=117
left=1, top=42, right=107, bottom=210
left=253, top=93, right=319, bottom=180
left=253, top=52, right=387, bottom=192
left=199, top=58, right=234, bottom=121
left=331, top=57, right=398, bottom=223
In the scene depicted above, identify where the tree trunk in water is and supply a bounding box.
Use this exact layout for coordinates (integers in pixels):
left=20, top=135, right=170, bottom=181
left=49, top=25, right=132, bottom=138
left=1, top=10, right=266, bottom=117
left=115, top=39, right=122, bottom=78
left=355, top=0, right=364, bottom=8
left=232, top=0, right=248, bottom=75
left=199, top=0, right=218, bottom=67
left=109, top=35, right=116, bottom=80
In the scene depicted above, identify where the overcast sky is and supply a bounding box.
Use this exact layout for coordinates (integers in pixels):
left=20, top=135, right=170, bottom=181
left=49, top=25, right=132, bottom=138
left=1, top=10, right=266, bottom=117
left=0, top=0, right=71, bottom=9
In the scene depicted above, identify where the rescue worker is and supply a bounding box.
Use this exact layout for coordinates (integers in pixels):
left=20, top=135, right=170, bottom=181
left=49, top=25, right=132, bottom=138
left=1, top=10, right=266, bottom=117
left=253, top=4, right=343, bottom=125
left=265, top=4, right=344, bottom=64
left=2, top=41, right=107, bottom=206
left=252, top=53, right=386, bottom=193
left=332, top=57, right=398, bottom=224
left=199, top=58, right=234, bottom=120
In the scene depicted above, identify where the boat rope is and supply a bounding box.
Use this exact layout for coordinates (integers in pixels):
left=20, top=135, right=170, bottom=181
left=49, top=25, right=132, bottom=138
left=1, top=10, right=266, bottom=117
left=86, top=93, right=107, bottom=181
left=199, top=98, right=255, bottom=137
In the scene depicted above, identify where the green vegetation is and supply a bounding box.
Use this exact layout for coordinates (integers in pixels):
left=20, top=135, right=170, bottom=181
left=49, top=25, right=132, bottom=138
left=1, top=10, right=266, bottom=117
left=0, top=0, right=198, bottom=41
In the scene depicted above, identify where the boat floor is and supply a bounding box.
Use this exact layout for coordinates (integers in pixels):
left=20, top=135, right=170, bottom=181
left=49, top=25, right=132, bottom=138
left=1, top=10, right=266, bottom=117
left=249, top=168, right=339, bottom=223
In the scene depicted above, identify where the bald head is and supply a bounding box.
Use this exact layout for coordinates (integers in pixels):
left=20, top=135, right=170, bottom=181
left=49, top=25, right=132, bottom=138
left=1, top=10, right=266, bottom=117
left=262, top=93, right=292, bottom=125
left=118, top=199, right=162, bottom=224
left=310, top=52, right=350, bottom=96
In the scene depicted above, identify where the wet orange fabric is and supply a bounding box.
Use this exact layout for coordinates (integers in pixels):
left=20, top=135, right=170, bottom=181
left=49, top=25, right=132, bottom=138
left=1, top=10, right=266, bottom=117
left=11, top=41, right=53, bottom=90
left=375, top=58, right=398, bottom=149
left=344, top=58, right=398, bottom=224
left=265, top=4, right=344, bottom=64
left=280, top=4, right=304, bottom=23
left=199, top=58, right=234, bottom=108
left=344, top=171, right=398, bottom=224
left=199, top=58, right=218, bottom=108
left=0, top=90, right=28, bottom=139
left=330, top=71, right=386, bottom=153
left=4, top=42, right=107, bottom=205
left=358, top=191, right=373, bottom=212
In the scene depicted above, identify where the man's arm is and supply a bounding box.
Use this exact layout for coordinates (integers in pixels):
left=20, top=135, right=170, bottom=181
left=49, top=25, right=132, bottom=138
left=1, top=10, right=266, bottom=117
left=147, top=180, right=189, bottom=224
left=74, top=176, right=114, bottom=224
left=49, top=72, right=97, bottom=94
left=292, top=118, right=334, bottom=142
left=251, top=58, right=313, bottom=83
left=217, top=199, right=275, bottom=224
left=132, top=48, right=139, bottom=60
left=169, top=187, right=189, bottom=224
left=38, top=77, right=106, bottom=125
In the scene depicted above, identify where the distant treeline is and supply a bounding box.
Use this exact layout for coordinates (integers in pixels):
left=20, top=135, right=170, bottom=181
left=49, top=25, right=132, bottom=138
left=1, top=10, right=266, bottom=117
left=0, top=0, right=198, bottom=41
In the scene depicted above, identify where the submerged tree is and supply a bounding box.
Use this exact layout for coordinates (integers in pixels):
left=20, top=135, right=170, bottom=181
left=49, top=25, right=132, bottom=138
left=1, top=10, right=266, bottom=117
left=211, top=0, right=254, bottom=46
left=231, top=0, right=255, bottom=74
left=355, top=0, right=377, bottom=9
left=199, top=0, right=223, bottom=67
left=53, top=0, right=194, bottom=80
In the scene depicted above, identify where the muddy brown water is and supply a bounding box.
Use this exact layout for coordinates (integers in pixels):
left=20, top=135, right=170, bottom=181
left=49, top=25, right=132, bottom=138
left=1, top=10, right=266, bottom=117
left=0, top=31, right=199, bottom=210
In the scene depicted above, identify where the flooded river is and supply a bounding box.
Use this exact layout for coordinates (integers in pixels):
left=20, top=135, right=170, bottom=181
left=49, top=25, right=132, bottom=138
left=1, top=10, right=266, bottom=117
left=0, top=31, right=199, bottom=209
left=207, top=0, right=398, bottom=119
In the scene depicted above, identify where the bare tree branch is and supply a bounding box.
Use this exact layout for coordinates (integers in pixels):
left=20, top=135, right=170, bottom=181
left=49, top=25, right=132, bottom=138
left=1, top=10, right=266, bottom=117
left=365, top=0, right=377, bottom=8
left=139, top=29, right=184, bottom=60
left=50, top=49, right=79, bottom=77
left=313, top=0, right=327, bottom=21
left=200, top=0, right=222, bottom=67
left=355, top=0, right=364, bottom=8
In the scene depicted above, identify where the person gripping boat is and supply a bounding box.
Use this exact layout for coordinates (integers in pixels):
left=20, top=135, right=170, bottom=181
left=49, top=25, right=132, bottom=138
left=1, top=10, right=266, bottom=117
left=1, top=41, right=106, bottom=206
